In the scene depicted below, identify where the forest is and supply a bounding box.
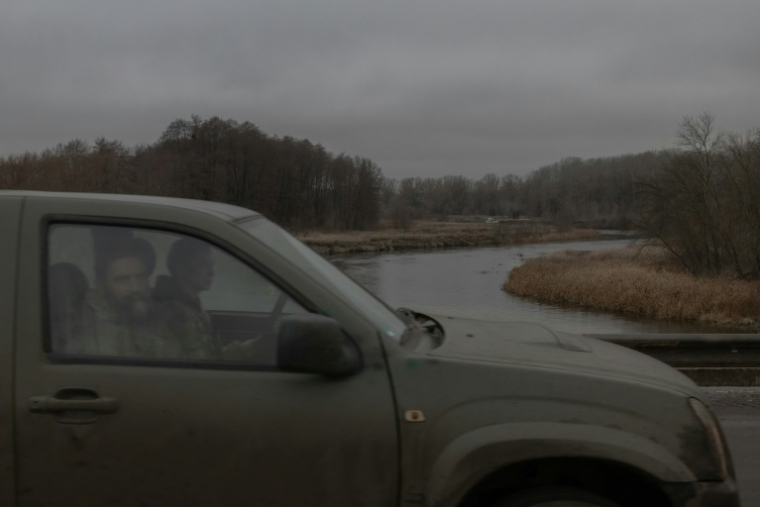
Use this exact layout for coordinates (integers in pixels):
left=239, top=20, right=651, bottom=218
left=0, top=114, right=663, bottom=229
left=0, top=116, right=382, bottom=230
left=1, top=114, right=759, bottom=280
left=381, top=151, right=666, bottom=229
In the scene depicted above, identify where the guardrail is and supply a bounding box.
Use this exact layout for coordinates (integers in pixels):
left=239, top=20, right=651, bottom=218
left=583, top=334, right=760, bottom=386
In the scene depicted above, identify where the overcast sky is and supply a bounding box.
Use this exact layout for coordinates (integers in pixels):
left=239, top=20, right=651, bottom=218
left=1, top=0, right=759, bottom=179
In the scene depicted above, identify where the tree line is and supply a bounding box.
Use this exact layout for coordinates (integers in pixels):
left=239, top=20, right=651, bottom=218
left=385, top=114, right=760, bottom=282
left=0, top=114, right=674, bottom=232
left=0, top=114, right=668, bottom=232
left=381, top=114, right=760, bottom=282
left=0, top=116, right=382, bottom=230
left=3, top=112, right=758, bottom=281
left=381, top=152, right=669, bottom=228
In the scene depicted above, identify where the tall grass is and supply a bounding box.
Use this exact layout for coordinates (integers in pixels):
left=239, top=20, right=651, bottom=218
left=503, top=245, right=760, bottom=329
left=295, top=221, right=599, bottom=255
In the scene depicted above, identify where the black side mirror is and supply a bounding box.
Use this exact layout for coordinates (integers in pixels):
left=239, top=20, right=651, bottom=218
left=277, top=314, right=362, bottom=377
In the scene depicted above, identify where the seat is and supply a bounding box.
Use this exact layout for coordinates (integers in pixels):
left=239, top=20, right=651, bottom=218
left=48, top=262, right=90, bottom=354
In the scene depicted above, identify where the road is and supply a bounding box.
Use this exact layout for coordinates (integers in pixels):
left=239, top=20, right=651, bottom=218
left=702, top=387, right=760, bottom=506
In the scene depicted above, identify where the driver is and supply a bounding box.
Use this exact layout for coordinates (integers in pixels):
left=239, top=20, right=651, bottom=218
left=153, top=237, right=221, bottom=359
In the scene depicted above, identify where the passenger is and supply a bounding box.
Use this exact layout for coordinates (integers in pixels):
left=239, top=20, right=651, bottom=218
left=153, top=237, right=221, bottom=359
left=78, top=238, right=179, bottom=358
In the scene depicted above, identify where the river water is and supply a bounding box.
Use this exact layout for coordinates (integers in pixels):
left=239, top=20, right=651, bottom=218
left=332, top=237, right=744, bottom=335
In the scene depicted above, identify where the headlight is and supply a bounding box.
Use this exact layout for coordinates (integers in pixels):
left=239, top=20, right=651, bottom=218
left=689, top=397, right=730, bottom=480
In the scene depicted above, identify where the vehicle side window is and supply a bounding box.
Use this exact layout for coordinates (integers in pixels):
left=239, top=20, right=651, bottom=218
left=47, top=224, right=307, bottom=367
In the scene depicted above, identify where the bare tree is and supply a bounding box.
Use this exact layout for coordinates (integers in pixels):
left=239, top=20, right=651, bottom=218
left=638, top=113, right=760, bottom=279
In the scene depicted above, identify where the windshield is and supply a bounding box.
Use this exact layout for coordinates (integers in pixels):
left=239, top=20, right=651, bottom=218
left=238, top=218, right=406, bottom=341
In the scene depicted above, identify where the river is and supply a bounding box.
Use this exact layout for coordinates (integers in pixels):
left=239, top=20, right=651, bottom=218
left=331, top=236, right=745, bottom=335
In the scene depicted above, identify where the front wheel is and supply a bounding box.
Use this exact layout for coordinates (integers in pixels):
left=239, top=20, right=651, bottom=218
left=497, top=487, right=621, bottom=507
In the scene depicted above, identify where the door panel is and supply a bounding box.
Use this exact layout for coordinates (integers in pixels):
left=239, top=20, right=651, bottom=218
left=14, top=200, right=398, bottom=506
left=17, top=366, right=397, bottom=506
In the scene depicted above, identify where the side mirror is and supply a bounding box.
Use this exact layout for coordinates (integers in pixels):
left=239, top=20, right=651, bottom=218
left=277, top=314, right=362, bottom=377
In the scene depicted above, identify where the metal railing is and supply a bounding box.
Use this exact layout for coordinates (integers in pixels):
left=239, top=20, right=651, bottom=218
left=584, top=334, right=760, bottom=386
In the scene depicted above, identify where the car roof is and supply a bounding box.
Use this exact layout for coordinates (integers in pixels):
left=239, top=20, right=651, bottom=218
left=0, top=190, right=260, bottom=222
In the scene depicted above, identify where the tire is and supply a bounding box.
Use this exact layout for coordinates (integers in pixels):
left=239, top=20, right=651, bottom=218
left=497, top=487, right=621, bottom=507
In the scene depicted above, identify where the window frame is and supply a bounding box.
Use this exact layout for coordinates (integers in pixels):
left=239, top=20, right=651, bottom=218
left=42, top=215, right=322, bottom=371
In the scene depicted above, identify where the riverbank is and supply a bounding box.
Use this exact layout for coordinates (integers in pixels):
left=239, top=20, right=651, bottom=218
left=294, top=220, right=600, bottom=255
left=503, top=245, right=760, bottom=330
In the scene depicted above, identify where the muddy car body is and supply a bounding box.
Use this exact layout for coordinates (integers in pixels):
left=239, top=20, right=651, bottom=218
left=0, top=191, right=739, bottom=506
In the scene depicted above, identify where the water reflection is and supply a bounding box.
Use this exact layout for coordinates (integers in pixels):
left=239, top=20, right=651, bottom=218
left=332, top=239, right=745, bottom=335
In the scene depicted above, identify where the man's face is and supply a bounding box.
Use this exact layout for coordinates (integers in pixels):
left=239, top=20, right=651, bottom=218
left=103, top=257, right=151, bottom=319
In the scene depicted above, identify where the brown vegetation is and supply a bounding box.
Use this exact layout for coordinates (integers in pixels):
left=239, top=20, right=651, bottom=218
left=503, top=245, right=760, bottom=329
left=296, top=221, right=600, bottom=255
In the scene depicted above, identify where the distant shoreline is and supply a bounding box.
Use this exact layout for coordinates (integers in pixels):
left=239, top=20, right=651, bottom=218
left=503, top=244, right=760, bottom=331
left=294, top=220, right=601, bottom=256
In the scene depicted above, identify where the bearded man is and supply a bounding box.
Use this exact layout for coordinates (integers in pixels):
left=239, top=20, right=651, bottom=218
left=78, top=238, right=178, bottom=358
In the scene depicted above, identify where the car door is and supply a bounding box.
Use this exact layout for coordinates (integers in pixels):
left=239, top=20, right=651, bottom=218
left=14, top=197, right=398, bottom=506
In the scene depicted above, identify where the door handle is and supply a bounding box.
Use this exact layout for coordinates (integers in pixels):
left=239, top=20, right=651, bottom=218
left=29, top=388, right=119, bottom=423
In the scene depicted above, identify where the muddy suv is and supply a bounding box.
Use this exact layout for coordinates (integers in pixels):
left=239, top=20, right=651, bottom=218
left=0, top=191, right=738, bottom=506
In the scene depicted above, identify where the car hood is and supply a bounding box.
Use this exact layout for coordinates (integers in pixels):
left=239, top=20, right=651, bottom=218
left=413, top=311, right=701, bottom=396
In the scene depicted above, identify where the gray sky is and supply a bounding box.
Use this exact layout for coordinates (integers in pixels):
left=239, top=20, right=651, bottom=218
left=1, top=0, right=759, bottom=179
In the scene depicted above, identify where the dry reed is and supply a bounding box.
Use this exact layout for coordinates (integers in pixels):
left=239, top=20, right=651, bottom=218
left=295, top=221, right=600, bottom=255
left=503, top=245, right=760, bottom=329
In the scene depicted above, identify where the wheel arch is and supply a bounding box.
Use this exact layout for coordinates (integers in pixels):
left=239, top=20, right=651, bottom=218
left=457, top=458, right=673, bottom=507
left=424, top=422, right=691, bottom=507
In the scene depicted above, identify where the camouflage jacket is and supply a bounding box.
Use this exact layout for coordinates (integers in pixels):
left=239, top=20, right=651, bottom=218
left=78, top=289, right=181, bottom=359
left=152, top=276, right=221, bottom=360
